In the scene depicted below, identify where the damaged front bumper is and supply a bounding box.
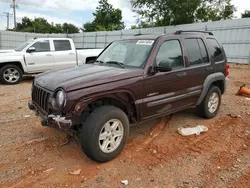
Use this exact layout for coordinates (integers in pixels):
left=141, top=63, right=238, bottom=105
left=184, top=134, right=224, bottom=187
left=28, top=101, right=73, bottom=130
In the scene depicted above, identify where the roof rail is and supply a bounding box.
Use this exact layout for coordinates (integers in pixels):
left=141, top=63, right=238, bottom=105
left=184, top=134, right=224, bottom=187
left=134, top=33, right=153, bottom=36
left=174, top=30, right=213, bottom=36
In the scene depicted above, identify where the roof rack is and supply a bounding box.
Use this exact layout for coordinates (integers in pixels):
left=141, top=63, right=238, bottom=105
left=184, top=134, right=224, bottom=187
left=174, top=30, right=213, bottom=36
left=134, top=33, right=153, bottom=36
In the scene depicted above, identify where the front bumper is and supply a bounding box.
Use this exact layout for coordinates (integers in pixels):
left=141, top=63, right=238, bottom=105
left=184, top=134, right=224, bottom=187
left=28, top=101, right=73, bottom=130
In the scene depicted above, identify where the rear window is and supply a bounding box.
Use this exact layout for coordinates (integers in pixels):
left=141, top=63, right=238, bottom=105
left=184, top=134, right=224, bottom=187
left=206, top=38, right=224, bottom=62
left=54, top=40, right=71, bottom=51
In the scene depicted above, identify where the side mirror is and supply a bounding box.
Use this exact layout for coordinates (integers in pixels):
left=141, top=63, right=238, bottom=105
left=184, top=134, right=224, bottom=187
left=155, top=60, right=172, bottom=72
left=87, top=59, right=95, bottom=64
left=27, top=47, right=36, bottom=53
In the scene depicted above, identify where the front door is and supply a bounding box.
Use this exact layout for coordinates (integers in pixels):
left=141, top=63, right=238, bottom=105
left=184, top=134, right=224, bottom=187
left=25, top=40, right=54, bottom=73
left=141, top=39, right=200, bottom=119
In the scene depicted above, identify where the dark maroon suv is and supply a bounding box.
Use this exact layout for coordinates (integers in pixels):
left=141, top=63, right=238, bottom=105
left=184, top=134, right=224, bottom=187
left=28, top=30, right=229, bottom=163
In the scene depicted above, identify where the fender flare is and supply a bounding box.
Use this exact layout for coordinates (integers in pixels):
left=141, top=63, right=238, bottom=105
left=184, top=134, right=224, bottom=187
left=73, top=89, right=138, bottom=117
left=0, top=61, right=26, bottom=73
left=196, top=72, right=225, bottom=105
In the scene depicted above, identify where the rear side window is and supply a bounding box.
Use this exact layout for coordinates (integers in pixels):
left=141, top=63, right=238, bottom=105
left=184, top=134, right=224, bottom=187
left=197, top=39, right=209, bottom=63
left=206, top=38, right=224, bottom=62
left=31, top=40, right=50, bottom=52
left=54, top=40, right=71, bottom=51
left=156, top=40, right=184, bottom=69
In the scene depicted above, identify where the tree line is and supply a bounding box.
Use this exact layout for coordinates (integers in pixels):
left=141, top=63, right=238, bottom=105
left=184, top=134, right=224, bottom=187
left=9, top=17, right=79, bottom=34
left=9, top=0, right=250, bottom=33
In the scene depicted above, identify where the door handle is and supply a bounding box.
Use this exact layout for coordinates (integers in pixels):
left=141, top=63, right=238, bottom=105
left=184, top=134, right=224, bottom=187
left=176, top=72, right=187, bottom=77
left=46, top=54, right=52, bottom=56
left=69, top=52, right=75, bottom=55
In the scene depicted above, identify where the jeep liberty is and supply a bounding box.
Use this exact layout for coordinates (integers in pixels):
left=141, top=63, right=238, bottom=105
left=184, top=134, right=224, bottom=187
left=28, top=30, right=229, bottom=163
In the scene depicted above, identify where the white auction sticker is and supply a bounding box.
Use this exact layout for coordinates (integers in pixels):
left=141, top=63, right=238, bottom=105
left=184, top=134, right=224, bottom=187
left=136, top=40, right=154, bottom=45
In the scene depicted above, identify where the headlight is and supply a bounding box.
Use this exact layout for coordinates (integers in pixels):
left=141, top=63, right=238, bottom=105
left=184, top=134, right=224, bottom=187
left=56, top=90, right=66, bottom=107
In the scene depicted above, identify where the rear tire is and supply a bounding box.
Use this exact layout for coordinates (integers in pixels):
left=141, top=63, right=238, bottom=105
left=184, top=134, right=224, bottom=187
left=0, top=64, right=23, bottom=85
left=79, top=106, right=129, bottom=163
left=196, top=85, right=221, bottom=119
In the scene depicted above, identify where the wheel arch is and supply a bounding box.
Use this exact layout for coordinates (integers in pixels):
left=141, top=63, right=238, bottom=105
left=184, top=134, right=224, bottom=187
left=0, top=62, right=24, bottom=73
left=196, top=72, right=225, bottom=105
left=74, top=91, right=138, bottom=125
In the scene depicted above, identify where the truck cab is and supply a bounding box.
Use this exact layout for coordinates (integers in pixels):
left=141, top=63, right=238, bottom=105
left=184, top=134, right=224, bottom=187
left=0, top=38, right=103, bottom=84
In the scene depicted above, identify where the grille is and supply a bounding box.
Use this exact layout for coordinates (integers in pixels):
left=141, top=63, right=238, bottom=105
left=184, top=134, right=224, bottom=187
left=32, top=85, right=50, bottom=112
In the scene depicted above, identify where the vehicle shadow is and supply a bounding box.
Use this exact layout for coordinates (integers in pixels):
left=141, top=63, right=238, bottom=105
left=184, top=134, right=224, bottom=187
left=23, top=75, right=34, bottom=83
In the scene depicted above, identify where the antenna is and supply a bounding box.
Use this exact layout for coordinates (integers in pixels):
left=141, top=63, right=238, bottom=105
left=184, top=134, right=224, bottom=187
left=3, top=12, right=12, bottom=29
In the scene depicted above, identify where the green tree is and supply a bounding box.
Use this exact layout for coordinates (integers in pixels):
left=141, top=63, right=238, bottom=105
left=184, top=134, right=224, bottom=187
left=51, top=23, right=63, bottom=33
left=241, top=10, right=250, bottom=18
left=14, top=17, right=79, bottom=33
left=83, top=0, right=125, bottom=32
left=82, top=22, right=97, bottom=32
left=130, top=21, right=155, bottom=29
left=16, top=17, right=33, bottom=31
left=32, top=18, right=51, bottom=33
left=196, top=0, right=236, bottom=21
left=131, top=0, right=236, bottom=27
left=62, top=23, right=79, bottom=34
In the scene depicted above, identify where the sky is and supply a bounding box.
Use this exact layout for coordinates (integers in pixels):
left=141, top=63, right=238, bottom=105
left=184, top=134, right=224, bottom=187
left=0, top=0, right=249, bottom=31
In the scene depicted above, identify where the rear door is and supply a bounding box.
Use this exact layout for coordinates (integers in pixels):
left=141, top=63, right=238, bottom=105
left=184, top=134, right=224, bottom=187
left=52, top=39, right=77, bottom=69
left=181, top=37, right=215, bottom=102
left=141, top=38, right=198, bottom=119
left=25, top=39, right=54, bottom=73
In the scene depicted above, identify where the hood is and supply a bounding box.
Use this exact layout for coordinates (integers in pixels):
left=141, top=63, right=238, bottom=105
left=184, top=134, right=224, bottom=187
left=35, top=64, right=143, bottom=92
left=0, top=49, right=16, bottom=53
left=0, top=50, right=23, bottom=57
left=0, top=50, right=23, bottom=63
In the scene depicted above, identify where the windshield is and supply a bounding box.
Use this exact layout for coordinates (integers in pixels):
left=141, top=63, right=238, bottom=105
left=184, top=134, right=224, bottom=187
left=96, top=39, right=154, bottom=68
left=15, top=40, right=34, bottom=51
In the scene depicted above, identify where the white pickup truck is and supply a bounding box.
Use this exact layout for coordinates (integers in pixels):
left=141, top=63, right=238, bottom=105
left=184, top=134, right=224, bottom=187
left=0, top=38, right=103, bottom=84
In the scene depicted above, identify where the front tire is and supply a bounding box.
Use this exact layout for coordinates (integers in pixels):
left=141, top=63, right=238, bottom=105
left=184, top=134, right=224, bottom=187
left=80, top=106, right=129, bottom=163
left=0, top=65, right=23, bottom=85
left=196, top=85, right=221, bottom=119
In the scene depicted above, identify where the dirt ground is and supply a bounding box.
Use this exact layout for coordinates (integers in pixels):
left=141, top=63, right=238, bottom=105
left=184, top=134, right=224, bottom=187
left=0, top=64, right=250, bottom=188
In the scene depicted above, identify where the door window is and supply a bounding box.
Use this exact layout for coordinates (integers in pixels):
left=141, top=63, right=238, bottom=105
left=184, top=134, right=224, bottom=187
left=156, top=40, right=184, bottom=69
left=54, top=40, right=72, bottom=51
left=31, top=40, right=50, bottom=52
left=185, top=39, right=202, bottom=66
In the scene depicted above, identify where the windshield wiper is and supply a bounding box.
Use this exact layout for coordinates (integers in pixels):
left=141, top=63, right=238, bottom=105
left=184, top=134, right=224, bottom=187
left=105, top=61, right=125, bottom=68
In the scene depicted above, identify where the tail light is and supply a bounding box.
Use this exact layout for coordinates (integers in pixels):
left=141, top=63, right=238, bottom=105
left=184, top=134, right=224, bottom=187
left=225, top=63, right=229, bottom=77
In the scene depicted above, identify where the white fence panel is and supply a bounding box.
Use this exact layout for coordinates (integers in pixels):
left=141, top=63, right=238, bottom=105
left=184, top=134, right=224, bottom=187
left=0, top=18, right=250, bottom=63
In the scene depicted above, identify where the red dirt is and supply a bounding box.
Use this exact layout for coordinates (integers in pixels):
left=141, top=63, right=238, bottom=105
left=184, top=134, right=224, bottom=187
left=0, top=64, right=250, bottom=188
